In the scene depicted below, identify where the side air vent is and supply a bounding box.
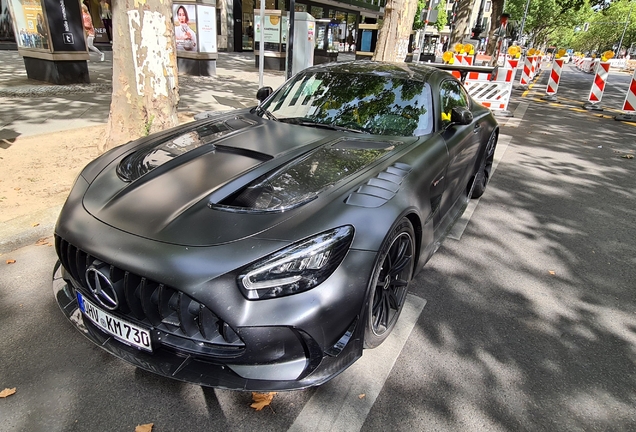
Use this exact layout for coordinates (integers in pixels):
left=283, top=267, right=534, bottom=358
left=345, top=163, right=411, bottom=208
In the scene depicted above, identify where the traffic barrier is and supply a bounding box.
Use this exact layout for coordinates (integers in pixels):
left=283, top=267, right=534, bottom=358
left=615, top=69, right=636, bottom=122
left=506, top=58, right=519, bottom=70
left=464, top=68, right=514, bottom=116
left=583, top=61, right=610, bottom=110
left=544, top=58, right=564, bottom=101
left=519, top=55, right=533, bottom=86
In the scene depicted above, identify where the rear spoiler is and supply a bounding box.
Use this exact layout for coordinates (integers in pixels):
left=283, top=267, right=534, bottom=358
left=428, top=63, right=498, bottom=84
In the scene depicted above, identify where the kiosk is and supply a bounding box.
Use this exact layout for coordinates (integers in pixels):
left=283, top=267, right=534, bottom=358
left=314, top=19, right=338, bottom=64
left=7, top=0, right=89, bottom=84
left=355, top=23, right=377, bottom=60
left=253, top=9, right=287, bottom=71
left=173, top=1, right=218, bottom=76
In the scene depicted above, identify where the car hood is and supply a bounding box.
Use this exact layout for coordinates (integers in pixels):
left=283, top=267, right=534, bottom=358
left=83, top=114, right=407, bottom=246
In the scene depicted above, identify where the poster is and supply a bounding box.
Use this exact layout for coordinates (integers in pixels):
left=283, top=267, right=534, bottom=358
left=8, top=0, right=49, bottom=49
left=42, top=0, right=85, bottom=52
left=254, top=13, right=281, bottom=44
left=196, top=5, right=216, bottom=53
left=173, top=3, right=197, bottom=52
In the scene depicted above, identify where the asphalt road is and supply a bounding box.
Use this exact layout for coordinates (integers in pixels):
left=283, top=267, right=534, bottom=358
left=1, top=63, right=635, bottom=432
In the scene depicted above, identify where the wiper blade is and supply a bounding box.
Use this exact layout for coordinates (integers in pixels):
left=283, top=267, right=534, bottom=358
left=279, top=118, right=368, bottom=134
left=256, top=106, right=278, bottom=122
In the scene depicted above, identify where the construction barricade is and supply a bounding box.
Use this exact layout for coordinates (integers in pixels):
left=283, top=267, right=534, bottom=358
left=519, top=56, right=533, bottom=87
left=615, top=69, right=636, bottom=122
left=583, top=61, right=610, bottom=110
left=464, top=67, right=514, bottom=116
left=544, top=59, right=564, bottom=101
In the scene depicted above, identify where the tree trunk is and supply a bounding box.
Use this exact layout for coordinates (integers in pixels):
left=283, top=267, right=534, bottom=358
left=485, top=0, right=504, bottom=57
left=450, top=0, right=472, bottom=46
left=372, top=0, right=418, bottom=62
left=102, top=0, right=179, bottom=153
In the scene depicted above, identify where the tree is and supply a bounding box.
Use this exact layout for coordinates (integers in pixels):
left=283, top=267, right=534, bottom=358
left=101, top=0, right=180, bottom=153
left=373, top=0, right=420, bottom=61
left=571, top=0, right=636, bottom=54
left=449, top=0, right=474, bottom=46
left=501, top=0, right=586, bottom=49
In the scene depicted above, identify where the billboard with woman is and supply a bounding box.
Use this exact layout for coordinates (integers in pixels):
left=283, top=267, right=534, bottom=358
left=173, top=3, right=197, bottom=52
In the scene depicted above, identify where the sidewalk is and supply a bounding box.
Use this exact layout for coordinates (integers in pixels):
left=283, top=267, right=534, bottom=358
left=1, top=49, right=293, bottom=253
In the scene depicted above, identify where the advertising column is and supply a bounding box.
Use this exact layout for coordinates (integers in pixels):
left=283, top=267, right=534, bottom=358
left=253, top=10, right=285, bottom=71
left=173, top=0, right=218, bottom=76
left=7, top=0, right=89, bottom=84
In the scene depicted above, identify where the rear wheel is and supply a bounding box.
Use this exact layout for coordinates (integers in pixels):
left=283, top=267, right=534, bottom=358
left=470, top=131, right=498, bottom=199
left=363, top=218, right=415, bottom=349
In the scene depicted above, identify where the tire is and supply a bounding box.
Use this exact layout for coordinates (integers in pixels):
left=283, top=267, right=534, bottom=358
left=363, top=218, right=415, bottom=349
left=470, top=131, right=498, bottom=199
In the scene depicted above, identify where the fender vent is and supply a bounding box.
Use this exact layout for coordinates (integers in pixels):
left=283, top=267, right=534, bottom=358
left=345, top=163, right=411, bottom=208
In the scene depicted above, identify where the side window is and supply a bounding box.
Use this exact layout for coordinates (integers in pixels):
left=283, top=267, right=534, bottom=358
left=440, top=80, right=469, bottom=128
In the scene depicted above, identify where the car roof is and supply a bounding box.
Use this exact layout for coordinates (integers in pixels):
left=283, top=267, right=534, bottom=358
left=303, top=60, right=448, bottom=86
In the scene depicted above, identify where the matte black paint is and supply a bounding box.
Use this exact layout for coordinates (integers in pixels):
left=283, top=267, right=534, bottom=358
left=52, top=61, right=498, bottom=391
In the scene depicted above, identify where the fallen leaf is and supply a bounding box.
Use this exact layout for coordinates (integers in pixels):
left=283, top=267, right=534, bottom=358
left=358, top=394, right=366, bottom=399
left=0, top=388, right=16, bottom=398
left=6, top=259, right=16, bottom=264
left=549, top=270, right=556, bottom=275
left=14, top=187, right=20, bottom=191
left=623, top=154, right=634, bottom=159
left=135, top=423, right=153, bottom=432
left=250, top=392, right=276, bottom=411
left=35, top=237, right=51, bottom=246
left=32, top=223, right=40, bottom=227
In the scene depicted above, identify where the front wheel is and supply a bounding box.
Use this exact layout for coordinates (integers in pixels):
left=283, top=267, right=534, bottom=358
left=363, top=218, right=415, bottom=349
left=470, top=131, right=498, bottom=199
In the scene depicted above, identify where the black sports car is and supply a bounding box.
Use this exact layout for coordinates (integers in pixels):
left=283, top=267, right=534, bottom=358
left=52, top=61, right=499, bottom=391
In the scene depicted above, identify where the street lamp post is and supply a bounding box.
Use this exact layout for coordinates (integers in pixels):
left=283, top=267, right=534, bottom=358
left=471, top=0, right=488, bottom=40
left=617, top=0, right=634, bottom=57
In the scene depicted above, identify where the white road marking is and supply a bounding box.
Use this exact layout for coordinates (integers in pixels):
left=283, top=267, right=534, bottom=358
left=504, top=101, right=530, bottom=128
left=287, top=294, right=427, bottom=432
left=448, top=134, right=512, bottom=240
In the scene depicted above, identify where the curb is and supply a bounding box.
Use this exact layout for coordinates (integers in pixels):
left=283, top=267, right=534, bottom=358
left=0, top=205, right=61, bottom=255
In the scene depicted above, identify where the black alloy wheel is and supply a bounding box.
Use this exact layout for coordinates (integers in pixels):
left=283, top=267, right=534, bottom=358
left=364, top=218, right=415, bottom=349
left=470, top=131, right=498, bottom=199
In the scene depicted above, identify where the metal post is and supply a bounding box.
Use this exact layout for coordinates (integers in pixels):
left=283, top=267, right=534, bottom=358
left=258, top=0, right=265, bottom=88
left=617, top=0, right=634, bottom=56
left=286, top=0, right=296, bottom=79
left=518, top=0, right=531, bottom=44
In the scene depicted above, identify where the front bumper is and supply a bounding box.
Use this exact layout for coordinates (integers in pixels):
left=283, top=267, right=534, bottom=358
left=52, top=253, right=370, bottom=391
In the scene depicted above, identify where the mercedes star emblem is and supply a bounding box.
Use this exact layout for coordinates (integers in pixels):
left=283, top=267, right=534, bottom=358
left=85, top=267, right=119, bottom=310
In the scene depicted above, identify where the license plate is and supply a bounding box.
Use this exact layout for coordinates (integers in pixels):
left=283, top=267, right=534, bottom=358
left=77, top=292, right=152, bottom=352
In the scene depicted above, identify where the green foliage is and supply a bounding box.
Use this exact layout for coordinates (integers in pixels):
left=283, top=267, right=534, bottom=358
left=413, top=0, right=446, bottom=31
left=570, top=0, right=636, bottom=54
left=503, top=0, right=588, bottom=46
left=413, top=0, right=428, bottom=30
left=434, top=0, right=448, bottom=32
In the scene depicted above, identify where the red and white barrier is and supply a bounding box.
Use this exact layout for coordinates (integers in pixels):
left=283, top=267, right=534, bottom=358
left=464, top=67, right=515, bottom=116
left=615, top=69, right=636, bottom=122
left=506, top=58, right=519, bottom=70
left=583, top=61, right=610, bottom=110
left=519, top=56, right=533, bottom=86
left=544, top=59, right=564, bottom=100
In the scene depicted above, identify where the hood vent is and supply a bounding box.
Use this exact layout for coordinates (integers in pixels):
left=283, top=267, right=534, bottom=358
left=216, top=139, right=398, bottom=213
left=117, top=117, right=254, bottom=182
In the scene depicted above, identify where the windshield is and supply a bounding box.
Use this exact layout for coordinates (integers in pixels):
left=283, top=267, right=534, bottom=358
left=260, top=70, right=433, bottom=137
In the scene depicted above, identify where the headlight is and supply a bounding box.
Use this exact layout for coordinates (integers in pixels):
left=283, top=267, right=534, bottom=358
left=238, top=226, right=354, bottom=300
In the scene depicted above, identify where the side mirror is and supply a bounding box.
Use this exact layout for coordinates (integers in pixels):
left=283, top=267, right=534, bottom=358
left=256, top=87, right=273, bottom=103
left=451, top=107, right=473, bottom=125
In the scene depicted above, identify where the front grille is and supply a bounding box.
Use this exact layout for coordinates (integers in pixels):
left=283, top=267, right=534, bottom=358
left=55, top=236, right=244, bottom=354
